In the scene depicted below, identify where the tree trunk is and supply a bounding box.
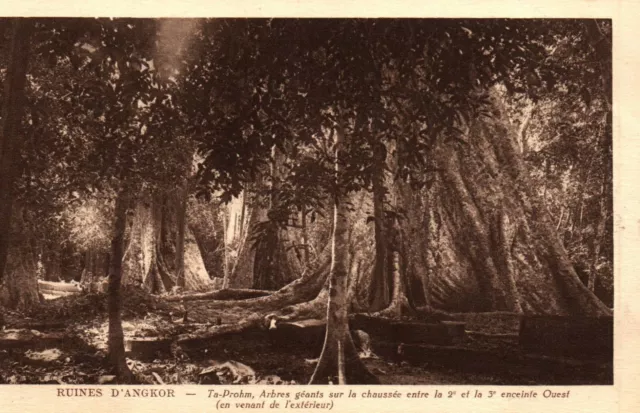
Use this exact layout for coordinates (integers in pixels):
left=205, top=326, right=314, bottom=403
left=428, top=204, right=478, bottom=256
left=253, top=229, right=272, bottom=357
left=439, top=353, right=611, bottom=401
left=366, top=135, right=416, bottom=317
left=406, top=91, right=610, bottom=316
left=175, top=184, right=188, bottom=288
left=43, top=247, right=62, bottom=282
left=122, top=191, right=211, bottom=293
left=252, top=222, right=299, bottom=290
left=588, top=112, right=612, bottom=292
left=230, top=199, right=265, bottom=289
left=239, top=191, right=246, bottom=236
left=251, top=146, right=301, bottom=290
left=0, top=205, right=40, bottom=310
left=0, top=19, right=31, bottom=284
left=107, top=189, right=134, bottom=382
left=80, top=250, right=93, bottom=284
left=222, top=207, right=230, bottom=287
left=367, top=141, right=391, bottom=312
left=189, top=200, right=225, bottom=284
left=556, top=206, right=565, bottom=231
left=178, top=92, right=609, bottom=327
left=232, top=169, right=301, bottom=291
left=374, top=212, right=414, bottom=318
left=518, top=103, right=535, bottom=156
left=81, top=250, right=108, bottom=291
left=0, top=244, right=40, bottom=310
left=309, top=118, right=378, bottom=385
left=587, top=181, right=606, bottom=292
left=301, top=205, right=309, bottom=266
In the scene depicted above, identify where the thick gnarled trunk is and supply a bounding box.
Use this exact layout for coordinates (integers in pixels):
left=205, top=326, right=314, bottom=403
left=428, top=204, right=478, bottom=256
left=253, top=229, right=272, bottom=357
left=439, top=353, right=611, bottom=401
left=122, top=190, right=211, bottom=294
left=367, top=141, right=390, bottom=312
left=230, top=182, right=302, bottom=291
left=0, top=204, right=40, bottom=310
left=252, top=223, right=300, bottom=290
left=0, top=242, right=40, bottom=311
left=403, top=92, right=610, bottom=316
left=229, top=197, right=267, bottom=289
left=367, top=137, right=414, bottom=317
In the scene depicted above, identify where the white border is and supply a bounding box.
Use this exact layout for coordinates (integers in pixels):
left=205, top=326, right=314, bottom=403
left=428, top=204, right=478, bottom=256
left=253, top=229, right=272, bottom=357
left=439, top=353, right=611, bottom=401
left=1, top=1, right=638, bottom=412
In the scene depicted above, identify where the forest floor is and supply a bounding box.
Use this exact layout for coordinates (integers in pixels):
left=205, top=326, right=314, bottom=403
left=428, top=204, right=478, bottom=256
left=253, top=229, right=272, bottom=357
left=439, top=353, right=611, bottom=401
left=0, top=286, right=613, bottom=385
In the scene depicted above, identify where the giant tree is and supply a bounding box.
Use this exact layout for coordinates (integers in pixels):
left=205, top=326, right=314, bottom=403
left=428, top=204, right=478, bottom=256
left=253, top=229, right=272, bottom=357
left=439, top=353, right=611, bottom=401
left=181, top=18, right=612, bottom=383
left=0, top=19, right=33, bottom=309
left=37, top=17, right=206, bottom=379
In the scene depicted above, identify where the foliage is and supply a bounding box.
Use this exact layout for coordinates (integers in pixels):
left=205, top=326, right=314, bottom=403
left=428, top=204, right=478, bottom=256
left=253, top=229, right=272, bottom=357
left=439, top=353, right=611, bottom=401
left=62, top=198, right=113, bottom=252
left=499, top=20, right=612, bottom=303
left=0, top=18, right=612, bottom=302
left=181, top=19, right=610, bottom=213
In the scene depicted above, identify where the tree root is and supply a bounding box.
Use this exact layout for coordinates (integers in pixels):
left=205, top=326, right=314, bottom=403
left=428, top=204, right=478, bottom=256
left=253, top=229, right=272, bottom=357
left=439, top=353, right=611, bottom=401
left=175, top=289, right=328, bottom=349
left=182, top=257, right=331, bottom=314
left=413, top=305, right=459, bottom=322
left=309, top=335, right=379, bottom=384
left=165, top=288, right=272, bottom=302
left=114, top=362, right=136, bottom=384
left=371, top=295, right=415, bottom=319
left=273, top=288, right=328, bottom=322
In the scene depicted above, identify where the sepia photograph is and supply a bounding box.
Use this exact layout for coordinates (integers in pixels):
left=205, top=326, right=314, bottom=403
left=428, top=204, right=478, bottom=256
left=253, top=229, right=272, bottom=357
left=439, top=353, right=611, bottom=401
left=0, top=17, right=614, bottom=387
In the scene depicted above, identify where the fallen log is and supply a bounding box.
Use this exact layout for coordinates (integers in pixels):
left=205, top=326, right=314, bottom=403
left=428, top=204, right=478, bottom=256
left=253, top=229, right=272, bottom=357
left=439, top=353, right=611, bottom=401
left=465, top=330, right=520, bottom=339
left=176, top=311, right=469, bottom=350
left=519, top=315, right=613, bottom=360
left=266, top=318, right=327, bottom=353
left=41, top=291, right=77, bottom=299
left=0, top=329, right=66, bottom=349
left=38, top=280, right=82, bottom=293
left=266, top=318, right=374, bottom=355
left=350, top=314, right=467, bottom=345
left=176, top=315, right=372, bottom=358
left=373, top=341, right=612, bottom=384
left=176, top=315, right=265, bottom=346
left=126, top=338, right=173, bottom=360
left=5, top=320, right=67, bottom=331
left=165, top=288, right=273, bottom=302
